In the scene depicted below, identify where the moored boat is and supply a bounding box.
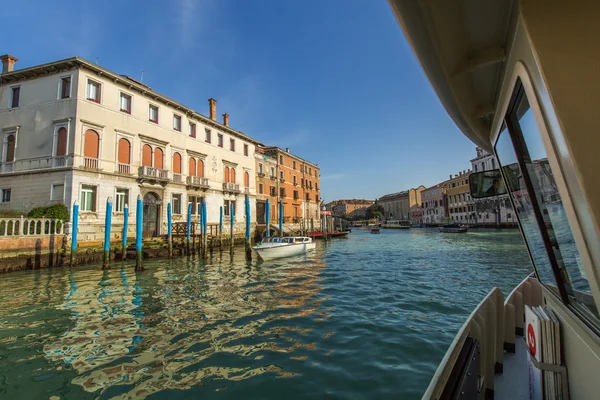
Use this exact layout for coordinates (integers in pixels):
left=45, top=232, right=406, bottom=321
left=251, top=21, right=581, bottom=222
left=253, top=236, right=316, bottom=261
left=382, top=220, right=411, bottom=229
left=307, top=230, right=350, bottom=239
left=370, top=226, right=380, bottom=234
left=439, top=227, right=468, bottom=233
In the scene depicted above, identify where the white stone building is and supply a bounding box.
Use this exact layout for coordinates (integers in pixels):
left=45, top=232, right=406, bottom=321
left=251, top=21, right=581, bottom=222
left=0, top=55, right=259, bottom=241
left=470, top=147, right=516, bottom=226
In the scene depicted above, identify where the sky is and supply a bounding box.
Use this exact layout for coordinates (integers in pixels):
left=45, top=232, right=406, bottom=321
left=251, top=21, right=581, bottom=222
left=4, top=0, right=477, bottom=202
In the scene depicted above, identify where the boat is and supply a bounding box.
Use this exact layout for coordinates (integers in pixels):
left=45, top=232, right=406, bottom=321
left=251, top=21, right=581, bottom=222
left=253, top=236, right=316, bottom=261
left=307, top=230, right=350, bottom=239
left=369, top=226, right=380, bottom=234
left=439, top=226, right=468, bottom=233
left=390, top=1, right=600, bottom=398
left=382, top=220, right=411, bottom=229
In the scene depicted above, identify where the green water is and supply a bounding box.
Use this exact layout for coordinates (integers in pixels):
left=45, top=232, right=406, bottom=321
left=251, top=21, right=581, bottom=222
left=0, top=228, right=531, bottom=399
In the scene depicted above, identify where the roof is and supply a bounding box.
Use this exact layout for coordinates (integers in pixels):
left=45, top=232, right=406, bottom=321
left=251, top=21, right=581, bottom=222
left=378, top=190, right=409, bottom=201
left=260, top=146, right=319, bottom=168
left=0, top=56, right=261, bottom=145
left=388, top=0, right=517, bottom=151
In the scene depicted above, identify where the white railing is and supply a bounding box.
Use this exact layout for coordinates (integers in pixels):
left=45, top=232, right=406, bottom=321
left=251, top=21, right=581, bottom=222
left=172, top=173, right=183, bottom=183
left=187, top=176, right=209, bottom=187
left=423, top=275, right=542, bottom=399
left=1, top=162, right=14, bottom=173
left=118, top=163, right=131, bottom=174
left=223, top=182, right=240, bottom=192
left=53, top=156, right=67, bottom=168
left=0, top=217, right=64, bottom=236
left=83, top=157, right=100, bottom=169
left=139, top=166, right=169, bottom=180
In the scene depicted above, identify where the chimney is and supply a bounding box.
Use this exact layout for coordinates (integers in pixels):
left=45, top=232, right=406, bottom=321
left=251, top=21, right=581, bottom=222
left=222, top=113, right=229, bottom=127
left=0, top=54, right=18, bottom=74
left=286, top=148, right=290, bottom=153
left=449, top=175, right=452, bottom=179
left=208, top=98, right=217, bottom=121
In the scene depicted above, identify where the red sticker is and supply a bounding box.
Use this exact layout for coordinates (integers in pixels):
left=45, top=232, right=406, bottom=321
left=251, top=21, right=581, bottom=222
left=527, top=323, right=537, bottom=357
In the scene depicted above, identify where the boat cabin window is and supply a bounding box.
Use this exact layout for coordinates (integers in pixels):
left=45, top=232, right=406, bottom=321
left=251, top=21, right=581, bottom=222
left=495, top=80, right=598, bottom=319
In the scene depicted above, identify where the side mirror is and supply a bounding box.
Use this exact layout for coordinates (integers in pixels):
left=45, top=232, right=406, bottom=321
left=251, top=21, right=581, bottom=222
left=469, top=170, right=508, bottom=198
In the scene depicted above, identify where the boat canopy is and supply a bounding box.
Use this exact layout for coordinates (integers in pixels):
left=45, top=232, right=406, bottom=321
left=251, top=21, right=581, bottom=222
left=388, top=0, right=516, bottom=151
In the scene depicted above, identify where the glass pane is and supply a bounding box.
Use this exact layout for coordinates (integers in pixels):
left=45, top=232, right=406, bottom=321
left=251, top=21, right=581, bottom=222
left=496, top=85, right=597, bottom=318
left=517, top=99, right=595, bottom=313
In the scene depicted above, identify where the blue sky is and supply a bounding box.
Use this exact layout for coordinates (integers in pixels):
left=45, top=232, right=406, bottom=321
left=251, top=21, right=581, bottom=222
left=5, top=0, right=477, bottom=201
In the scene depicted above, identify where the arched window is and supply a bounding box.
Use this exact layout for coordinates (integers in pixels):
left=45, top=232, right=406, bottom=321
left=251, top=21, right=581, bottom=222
left=83, top=129, right=99, bottom=159
left=198, top=159, right=204, bottom=177
left=230, top=168, right=236, bottom=183
left=154, top=147, right=164, bottom=169
left=224, top=166, right=230, bottom=183
left=117, top=138, right=131, bottom=164
left=5, top=134, right=15, bottom=162
left=56, top=128, right=67, bottom=157
left=142, top=144, right=152, bottom=167
left=188, top=157, right=196, bottom=176
left=244, top=171, right=250, bottom=187
left=173, top=152, right=182, bottom=174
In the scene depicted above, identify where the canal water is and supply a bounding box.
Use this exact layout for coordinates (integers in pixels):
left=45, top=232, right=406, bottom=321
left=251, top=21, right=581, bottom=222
left=0, top=229, right=531, bottom=399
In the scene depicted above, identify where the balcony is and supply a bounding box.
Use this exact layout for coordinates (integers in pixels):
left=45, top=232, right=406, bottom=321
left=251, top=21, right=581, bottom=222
left=1, top=162, right=14, bottom=173
left=223, top=182, right=241, bottom=194
left=293, top=181, right=298, bottom=186
left=187, top=176, right=210, bottom=190
left=117, top=163, right=131, bottom=175
left=280, top=178, right=285, bottom=183
left=82, top=157, right=100, bottom=170
left=53, top=156, right=67, bottom=168
left=258, top=172, right=265, bottom=178
left=244, top=187, right=250, bottom=194
left=269, top=175, right=277, bottom=180
left=293, top=194, right=300, bottom=200
left=138, top=166, right=169, bottom=185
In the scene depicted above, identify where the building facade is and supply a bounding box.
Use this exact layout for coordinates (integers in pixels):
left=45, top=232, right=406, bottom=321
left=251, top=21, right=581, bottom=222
left=446, top=170, right=474, bottom=224
left=378, top=186, right=425, bottom=222
left=254, top=147, right=278, bottom=225
left=262, top=146, right=321, bottom=224
left=326, top=199, right=374, bottom=218
left=0, top=55, right=259, bottom=241
left=422, top=182, right=448, bottom=225
left=470, top=147, right=515, bottom=226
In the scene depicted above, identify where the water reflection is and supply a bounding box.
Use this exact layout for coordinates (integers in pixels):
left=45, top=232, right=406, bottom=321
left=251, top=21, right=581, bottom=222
left=41, top=253, right=327, bottom=398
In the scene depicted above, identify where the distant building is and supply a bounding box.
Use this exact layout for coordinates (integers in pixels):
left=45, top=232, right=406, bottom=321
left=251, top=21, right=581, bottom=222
left=470, top=147, right=515, bottom=226
left=326, top=199, right=374, bottom=218
left=378, top=186, right=425, bottom=222
left=422, top=182, right=448, bottom=225
left=446, top=170, right=474, bottom=224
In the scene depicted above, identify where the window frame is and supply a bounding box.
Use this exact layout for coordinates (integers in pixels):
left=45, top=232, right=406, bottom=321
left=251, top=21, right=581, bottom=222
left=51, top=183, right=64, bottom=201
left=115, top=188, right=129, bottom=212
left=173, top=114, right=182, bottom=132
left=492, top=63, right=600, bottom=322
left=10, top=86, right=20, bottom=108
left=230, top=138, right=235, bottom=152
left=172, top=193, right=182, bottom=215
left=1, top=188, right=11, bottom=203
left=86, top=78, right=102, bottom=103
left=218, top=134, right=224, bottom=148
left=189, top=122, right=196, bottom=138
left=149, top=104, right=159, bottom=123
left=80, top=184, right=97, bottom=212
left=119, top=91, right=132, bottom=114
left=244, top=143, right=248, bottom=156
left=205, top=129, right=212, bottom=143
left=58, top=75, right=72, bottom=100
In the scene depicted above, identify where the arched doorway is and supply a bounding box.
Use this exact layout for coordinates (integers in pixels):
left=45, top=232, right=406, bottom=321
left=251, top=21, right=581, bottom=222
left=143, top=192, right=161, bottom=237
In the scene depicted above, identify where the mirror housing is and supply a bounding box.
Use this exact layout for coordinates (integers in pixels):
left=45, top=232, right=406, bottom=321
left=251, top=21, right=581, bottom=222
left=469, top=170, right=507, bottom=198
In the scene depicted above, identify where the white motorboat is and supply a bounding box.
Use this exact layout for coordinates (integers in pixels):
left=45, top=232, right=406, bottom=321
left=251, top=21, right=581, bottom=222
left=253, top=236, right=316, bottom=261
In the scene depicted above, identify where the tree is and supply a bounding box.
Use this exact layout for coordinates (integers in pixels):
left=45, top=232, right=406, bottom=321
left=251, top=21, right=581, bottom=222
left=365, top=204, right=384, bottom=220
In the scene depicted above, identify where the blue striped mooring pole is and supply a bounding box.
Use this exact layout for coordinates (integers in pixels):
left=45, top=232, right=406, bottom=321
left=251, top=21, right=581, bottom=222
left=135, top=194, right=143, bottom=271
left=70, top=201, right=79, bottom=267
left=103, top=197, right=112, bottom=269
left=245, top=194, right=251, bottom=260
left=122, top=203, right=128, bottom=260
left=167, top=202, right=173, bottom=257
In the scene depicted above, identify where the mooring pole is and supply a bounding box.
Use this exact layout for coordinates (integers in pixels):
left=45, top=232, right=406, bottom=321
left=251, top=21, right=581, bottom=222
left=265, top=198, right=270, bottom=238
left=245, top=194, right=251, bottom=260
left=186, top=203, right=192, bottom=255
left=230, top=202, right=234, bottom=251
left=202, top=199, right=208, bottom=257
left=167, top=202, right=173, bottom=258
left=135, top=194, right=143, bottom=271
left=103, top=197, right=112, bottom=269
left=122, top=203, right=128, bottom=260
left=279, top=200, right=283, bottom=236
left=219, top=206, right=223, bottom=250
left=70, top=201, right=79, bottom=267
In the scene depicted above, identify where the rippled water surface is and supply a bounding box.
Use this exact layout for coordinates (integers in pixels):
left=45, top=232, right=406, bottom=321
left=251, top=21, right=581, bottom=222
left=0, top=229, right=531, bottom=399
